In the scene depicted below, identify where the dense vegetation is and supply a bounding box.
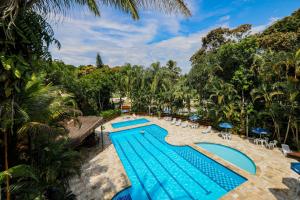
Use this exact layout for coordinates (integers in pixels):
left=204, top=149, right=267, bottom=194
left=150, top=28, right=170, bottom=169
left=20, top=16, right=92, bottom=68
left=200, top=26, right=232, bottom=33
left=38, top=9, right=300, bottom=152
left=189, top=9, right=300, bottom=148
left=0, top=0, right=190, bottom=199
left=0, top=0, right=299, bottom=199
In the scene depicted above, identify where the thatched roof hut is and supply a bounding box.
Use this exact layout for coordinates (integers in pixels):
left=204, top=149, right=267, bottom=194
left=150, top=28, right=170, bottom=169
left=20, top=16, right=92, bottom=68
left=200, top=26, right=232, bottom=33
left=65, top=116, right=103, bottom=147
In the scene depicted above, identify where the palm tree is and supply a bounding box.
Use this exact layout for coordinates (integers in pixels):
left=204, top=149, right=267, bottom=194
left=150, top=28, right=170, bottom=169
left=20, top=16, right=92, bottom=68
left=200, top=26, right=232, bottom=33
left=166, top=60, right=181, bottom=76
left=173, top=77, right=197, bottom=114
left=281, top=82, right=299, bottom=146
left=1, top=0, right=191, bottom=35
left=251, top=84, right=284, bottom=141
left=1, top=77, right=81, bottom=199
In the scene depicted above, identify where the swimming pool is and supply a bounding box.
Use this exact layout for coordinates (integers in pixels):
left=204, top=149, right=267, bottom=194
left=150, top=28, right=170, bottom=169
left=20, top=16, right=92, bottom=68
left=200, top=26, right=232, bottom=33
left=110, top=125, right=247, bottom=200
left=111, top=118, right=150, bottom=128
left=197, top=143, right=256, bottom=174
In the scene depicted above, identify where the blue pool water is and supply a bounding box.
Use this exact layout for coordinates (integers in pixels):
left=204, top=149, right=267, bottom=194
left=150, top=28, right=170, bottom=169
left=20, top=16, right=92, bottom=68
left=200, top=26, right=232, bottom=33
left=112, top=118, right=150, bottom=128
left=197, top=143, right=256, bottom=174
left=110, top=125, right=247, bottom=200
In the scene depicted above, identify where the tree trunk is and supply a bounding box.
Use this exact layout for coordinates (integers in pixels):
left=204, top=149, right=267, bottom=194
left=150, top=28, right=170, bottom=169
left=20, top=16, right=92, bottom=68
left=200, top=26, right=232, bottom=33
left=98, top=91, right=102, bottom=111
left=295, top=123, right=299, bottom=148
left=284, top=116, right=291, bottom=144
left=241, top=90, right=248, bottom=134
left=4, top=130, right=10, bottom=200
left=246, top=114, right=249, bottom=138
left=187, top=99, right=191, bottom=115
left=119, top=96, right=122, bottom=109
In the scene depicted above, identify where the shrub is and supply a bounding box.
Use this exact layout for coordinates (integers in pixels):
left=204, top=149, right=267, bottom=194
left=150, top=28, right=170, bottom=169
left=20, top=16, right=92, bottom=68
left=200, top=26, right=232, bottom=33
left=100, top=109, right=121, bottom=120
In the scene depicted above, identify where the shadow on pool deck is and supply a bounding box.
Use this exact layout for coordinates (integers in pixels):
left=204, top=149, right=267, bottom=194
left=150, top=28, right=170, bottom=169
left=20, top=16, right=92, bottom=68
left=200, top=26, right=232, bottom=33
left=269, top=177, right=299, bottom=200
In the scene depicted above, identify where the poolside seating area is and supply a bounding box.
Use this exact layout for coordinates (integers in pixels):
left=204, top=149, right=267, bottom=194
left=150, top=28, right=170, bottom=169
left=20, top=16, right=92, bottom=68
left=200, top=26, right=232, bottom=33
left=165, top=117, right=201, bottom=129
left=247, top=128, right=279, bottom=150
left=164, top=119, right=281, bottom=151
left=201, top=126, right=211, bottom=134
left=221, top=131, right=232, bottom=140
left=253, top=138, right=278, bottom=149
left=70, top=116, right=300, bottom=200
left=122, top=113, right=138, bottom=120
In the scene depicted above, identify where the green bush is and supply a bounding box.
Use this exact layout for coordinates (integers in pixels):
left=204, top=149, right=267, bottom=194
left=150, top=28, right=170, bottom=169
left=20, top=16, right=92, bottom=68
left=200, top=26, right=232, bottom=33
left=100, top=109, right=121, bottom=119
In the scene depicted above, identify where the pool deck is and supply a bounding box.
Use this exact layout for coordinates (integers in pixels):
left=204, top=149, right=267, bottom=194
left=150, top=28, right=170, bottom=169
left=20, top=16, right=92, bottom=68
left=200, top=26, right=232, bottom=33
left=69, top=115, right=300, bottom=200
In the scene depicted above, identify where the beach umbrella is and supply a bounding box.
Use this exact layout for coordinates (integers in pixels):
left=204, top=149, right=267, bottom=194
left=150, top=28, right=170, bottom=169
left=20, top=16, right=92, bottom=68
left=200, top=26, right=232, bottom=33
left=163, top=108, right=171, bottom=115
left=189, top=114, right=201, bottom=121
left=251, top=127, right=269, bottom=138
left=219, top=122, right=233, bottom=129
left=219, top=122, right=233, bottom=133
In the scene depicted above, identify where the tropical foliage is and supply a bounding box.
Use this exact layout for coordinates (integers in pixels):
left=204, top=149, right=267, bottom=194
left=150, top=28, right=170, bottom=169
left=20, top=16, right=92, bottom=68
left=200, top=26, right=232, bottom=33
left=0, top=0, right=191, bottom=199
left=1, top=0, right=300, bottom=198
left=188, top=9, right=300, bottom=149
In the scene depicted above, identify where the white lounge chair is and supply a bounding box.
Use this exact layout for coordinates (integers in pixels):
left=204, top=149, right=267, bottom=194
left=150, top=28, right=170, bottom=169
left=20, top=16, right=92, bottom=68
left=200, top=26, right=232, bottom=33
left=192, top=123, right=199, bottom=129
left=171, top=118, right=176, bottom=125
left=266, top=140, right=278, bottom=149
left=281, top=144, right=292, bottom=156
left=181, top=122, right=188, bottom=128
left=123, top=116, right=131, bottom=120
left=201, top=126, right=212, bottom=134
left=175, top=119, right=182, bottom=126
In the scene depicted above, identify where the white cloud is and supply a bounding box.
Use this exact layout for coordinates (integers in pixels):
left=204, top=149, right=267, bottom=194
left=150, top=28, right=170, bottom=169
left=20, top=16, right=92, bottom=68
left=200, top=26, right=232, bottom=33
left=251, top=17, right=278, bottom=34
left=50, top=7, right=275, bottom=74
left=219, top=15, right=230, bottom=22
left=50, top=10, right=209, bottom=73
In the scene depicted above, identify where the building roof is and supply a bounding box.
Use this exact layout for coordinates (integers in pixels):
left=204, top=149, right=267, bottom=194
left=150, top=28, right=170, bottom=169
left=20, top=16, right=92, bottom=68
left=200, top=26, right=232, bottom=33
left=65, top=116, right=103, bottom=147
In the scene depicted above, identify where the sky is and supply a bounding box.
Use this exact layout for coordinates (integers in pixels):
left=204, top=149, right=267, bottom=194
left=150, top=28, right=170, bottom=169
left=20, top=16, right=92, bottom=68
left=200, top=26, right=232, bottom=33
left=50, top=0, right=300, bottom=73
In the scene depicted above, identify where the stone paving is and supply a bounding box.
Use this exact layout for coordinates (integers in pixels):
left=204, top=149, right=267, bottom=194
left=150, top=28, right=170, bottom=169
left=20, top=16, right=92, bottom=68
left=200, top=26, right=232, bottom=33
left=70, top=115, right=300, bottom=200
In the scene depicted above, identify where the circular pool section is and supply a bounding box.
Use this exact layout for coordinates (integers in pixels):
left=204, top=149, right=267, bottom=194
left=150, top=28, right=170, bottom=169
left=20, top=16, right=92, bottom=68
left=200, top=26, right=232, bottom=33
left=197, top=143, right=256, bottom=174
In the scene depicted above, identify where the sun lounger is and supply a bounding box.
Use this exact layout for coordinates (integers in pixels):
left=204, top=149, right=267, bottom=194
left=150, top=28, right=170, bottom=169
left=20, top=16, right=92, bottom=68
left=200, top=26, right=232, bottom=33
left=282, top=144, right=292, bottom=156
left=181, top=122, right=188, bottom=128
left=281, top=144, right=300, bottom=159
left=171, top=118, right=176, bottom=125
left=123, top=116, right=131, bottom=120
left=201, top=126, right=212, bottom=134
left=175, top=119, right=182, bottom=126
left=164, top=116, right=172, bottom=121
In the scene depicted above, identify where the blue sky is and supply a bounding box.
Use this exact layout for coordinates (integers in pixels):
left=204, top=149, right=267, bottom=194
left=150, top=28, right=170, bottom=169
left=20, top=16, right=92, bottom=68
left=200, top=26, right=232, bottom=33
left=50, top=0, right=300, bottom=73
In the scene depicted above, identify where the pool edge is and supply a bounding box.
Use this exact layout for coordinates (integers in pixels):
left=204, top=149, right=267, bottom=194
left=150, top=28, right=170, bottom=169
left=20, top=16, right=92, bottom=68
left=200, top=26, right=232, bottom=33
left=196, top=142, right=256, bottom=175
left=109, top=123, right=254, bottom=199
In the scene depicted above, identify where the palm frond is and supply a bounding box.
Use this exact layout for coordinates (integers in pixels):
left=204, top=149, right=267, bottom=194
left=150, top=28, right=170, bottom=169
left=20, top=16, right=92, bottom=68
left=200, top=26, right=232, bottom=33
left=0, top=165, right=38, bottom=184
left=17, top=122, right=61, bottom=138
